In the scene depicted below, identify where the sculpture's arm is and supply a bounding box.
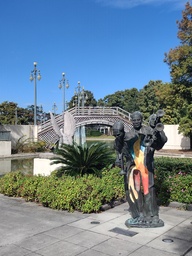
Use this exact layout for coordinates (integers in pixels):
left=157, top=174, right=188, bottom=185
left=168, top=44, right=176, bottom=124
left=142, top=122, right=168, bottom=151
left=152, top=130, right=168, bottom=150
left=114, top=138, right=123, bottom=167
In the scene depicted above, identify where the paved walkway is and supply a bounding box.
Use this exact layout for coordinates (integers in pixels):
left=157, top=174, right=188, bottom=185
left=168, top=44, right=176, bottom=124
left=155, top=149, right=192, bottom=158
left=0, top=194, right=191, bottom=256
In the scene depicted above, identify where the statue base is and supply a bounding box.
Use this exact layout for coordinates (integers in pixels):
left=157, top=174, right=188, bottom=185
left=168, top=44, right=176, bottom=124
left=125, top=216, right=164, bottom=228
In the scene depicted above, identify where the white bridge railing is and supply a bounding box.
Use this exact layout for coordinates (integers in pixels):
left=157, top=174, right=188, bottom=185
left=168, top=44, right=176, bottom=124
left=37, top=106, right=132, bottom=144
left=68, top=106, right=131, bottom=119
left=38, top=106, right=131, bottom=133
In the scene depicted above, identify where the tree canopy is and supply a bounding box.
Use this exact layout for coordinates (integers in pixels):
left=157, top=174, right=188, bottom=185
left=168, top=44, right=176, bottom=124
left=97, top=88, right=139, bottom=113
left=164, top=2, right=192, bottom=139
left=0, top=101, right=49, bottom=125
left=68, top=90, right=97, bottom=108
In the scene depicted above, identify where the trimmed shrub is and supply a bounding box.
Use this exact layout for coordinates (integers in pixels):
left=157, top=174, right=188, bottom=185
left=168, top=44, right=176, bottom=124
left=166, top=173, right=192, bottom=204
left=0, top=157, right=191, bottom=213
left=0, top=167, right=124, bottom=213
left=154, top=157, right=192, bottom=175
left=0, top=171, right=26, bottom=197
left=20, top=175, right=47, bottom=202
left=154, top=157, right=192, bottom=205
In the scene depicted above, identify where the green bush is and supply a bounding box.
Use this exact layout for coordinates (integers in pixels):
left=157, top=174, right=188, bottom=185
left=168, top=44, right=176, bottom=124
left=0, top=157, right=191, bottom=213
left=22, top=140, right=47, bottom=153
left=14, top=135, right=47, bottom=153
left=36, top=168, right=125, bottom=213
left=154, top=157, right=192, bottom=205
left=154, top=157, right=192, bottom=175
left=52, top=175, right=103, bottom=213
left=20, top=175, right=46, bottom=202
left=0, top=167, right=124, bottom=213
left=166, top=173, right=192, bottom=204
left=0, top=171, right=26, bottom=197
left=100, top=167, right=124, bottom=203
left=36, top=175, right=61, bottom=207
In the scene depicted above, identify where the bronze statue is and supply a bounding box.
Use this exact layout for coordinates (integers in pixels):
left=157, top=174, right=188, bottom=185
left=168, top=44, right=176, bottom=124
left=112, top=110, right=167, bottom=228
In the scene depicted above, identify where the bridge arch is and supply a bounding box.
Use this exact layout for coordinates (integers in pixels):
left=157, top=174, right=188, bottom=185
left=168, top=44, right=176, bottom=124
left=38, top=106, right=133, bottom=145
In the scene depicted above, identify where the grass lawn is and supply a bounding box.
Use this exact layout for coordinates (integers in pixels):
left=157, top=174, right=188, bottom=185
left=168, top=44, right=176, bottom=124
left=86, top=134, right=114, bottom=140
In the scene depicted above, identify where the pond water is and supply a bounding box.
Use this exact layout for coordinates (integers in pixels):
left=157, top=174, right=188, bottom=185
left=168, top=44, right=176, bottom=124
left=0, top=158, right=33, bottom=176
left=0, top=140, right=115, bottom=176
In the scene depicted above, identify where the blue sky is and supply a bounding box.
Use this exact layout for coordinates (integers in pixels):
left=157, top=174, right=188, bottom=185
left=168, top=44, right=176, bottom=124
left=0, top=0, right=189, bottom=113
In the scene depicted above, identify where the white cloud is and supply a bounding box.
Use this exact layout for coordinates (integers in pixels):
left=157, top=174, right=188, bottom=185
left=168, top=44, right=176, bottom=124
left=94, top=0, right=188, bottom=9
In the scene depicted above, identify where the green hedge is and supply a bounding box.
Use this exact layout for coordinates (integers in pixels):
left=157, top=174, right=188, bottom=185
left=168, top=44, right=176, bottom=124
left=0, top=167, right=125, bottom=213
left=154, top=157, right=192, bottom=175
left=0, top=157, right=191, bottom=213
left=154, top=157, right=192, bottom=205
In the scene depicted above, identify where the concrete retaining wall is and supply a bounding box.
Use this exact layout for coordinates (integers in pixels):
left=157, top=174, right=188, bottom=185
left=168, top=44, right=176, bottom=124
left=33, top=158, right=62, bottom=176
left=164, top=125, right=190, bottom=150
left=0, top=125, right=37, bottom=149
left=0, top=141, right=11, bottom=156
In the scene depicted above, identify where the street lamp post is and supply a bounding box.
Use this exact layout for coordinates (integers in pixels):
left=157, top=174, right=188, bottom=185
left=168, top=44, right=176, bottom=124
left=52, top=102, right=58, bottom=116
left=58, top=72, right=69, bottom=112
left=74, top=81, right=88, bottom=114
left=74, top=81, right=88, bottom=145
left=29, top=62, right=41, bottom=125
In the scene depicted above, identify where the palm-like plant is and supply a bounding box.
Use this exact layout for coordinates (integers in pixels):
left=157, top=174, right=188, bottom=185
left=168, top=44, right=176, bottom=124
left=51, top=142, right=115, bottom=177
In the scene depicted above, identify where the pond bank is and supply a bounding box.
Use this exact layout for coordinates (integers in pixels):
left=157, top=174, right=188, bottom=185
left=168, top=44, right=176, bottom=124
left=0, top=152, right=54, bottom=159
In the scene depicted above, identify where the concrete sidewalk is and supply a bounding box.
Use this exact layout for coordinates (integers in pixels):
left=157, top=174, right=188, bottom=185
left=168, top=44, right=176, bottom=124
left=0, top=194, right=191, bottom=256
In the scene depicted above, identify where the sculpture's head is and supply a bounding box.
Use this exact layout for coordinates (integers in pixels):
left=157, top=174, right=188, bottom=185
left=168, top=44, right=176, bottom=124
left=149, top=114, right=157, bottom=128
left=131, top=111, right=143, bottom=130
left=112, top=121, right=125, bottom=138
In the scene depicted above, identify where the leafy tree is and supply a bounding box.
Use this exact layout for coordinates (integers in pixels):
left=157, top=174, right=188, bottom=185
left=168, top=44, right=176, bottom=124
left=97, top=88, right=139, bottom=113
left=0, top=101, right=31, bottom=125
left=84, top=90, right=97, bottom=106
left=102, top=91, right=125, bottom=108
left=123, top=88, right=139, bottom=113
left=97, top=98, right=106, bottom=106
left=51, top=142, right=115, bottom=177
left=24, top=105, right=34, bottom=124
left=0, top=102, right=49, bottom=125
left=137, top=80, right=164, bottom=120
left=137, top=80, right=181, bottom=124
left=68, top=90, right=97, bottom=108
left=25, top=105, right=50, bottom=124
left=0, top=101, right=18, bottom=124
left=164, top=2, right=192, bottom=145
left=154, top=82, right=181, bottom=124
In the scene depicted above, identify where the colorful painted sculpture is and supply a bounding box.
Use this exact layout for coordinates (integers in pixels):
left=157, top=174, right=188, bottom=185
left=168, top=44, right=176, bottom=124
left=112, top=110, right=167, bottom=228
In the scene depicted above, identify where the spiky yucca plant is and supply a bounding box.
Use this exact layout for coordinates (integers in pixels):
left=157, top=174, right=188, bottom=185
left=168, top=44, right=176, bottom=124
left=51, top=142, right=115, bottom=177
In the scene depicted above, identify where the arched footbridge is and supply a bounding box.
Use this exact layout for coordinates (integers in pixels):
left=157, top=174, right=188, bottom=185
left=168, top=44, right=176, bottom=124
left=38, top=107, right=133, bottom=145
